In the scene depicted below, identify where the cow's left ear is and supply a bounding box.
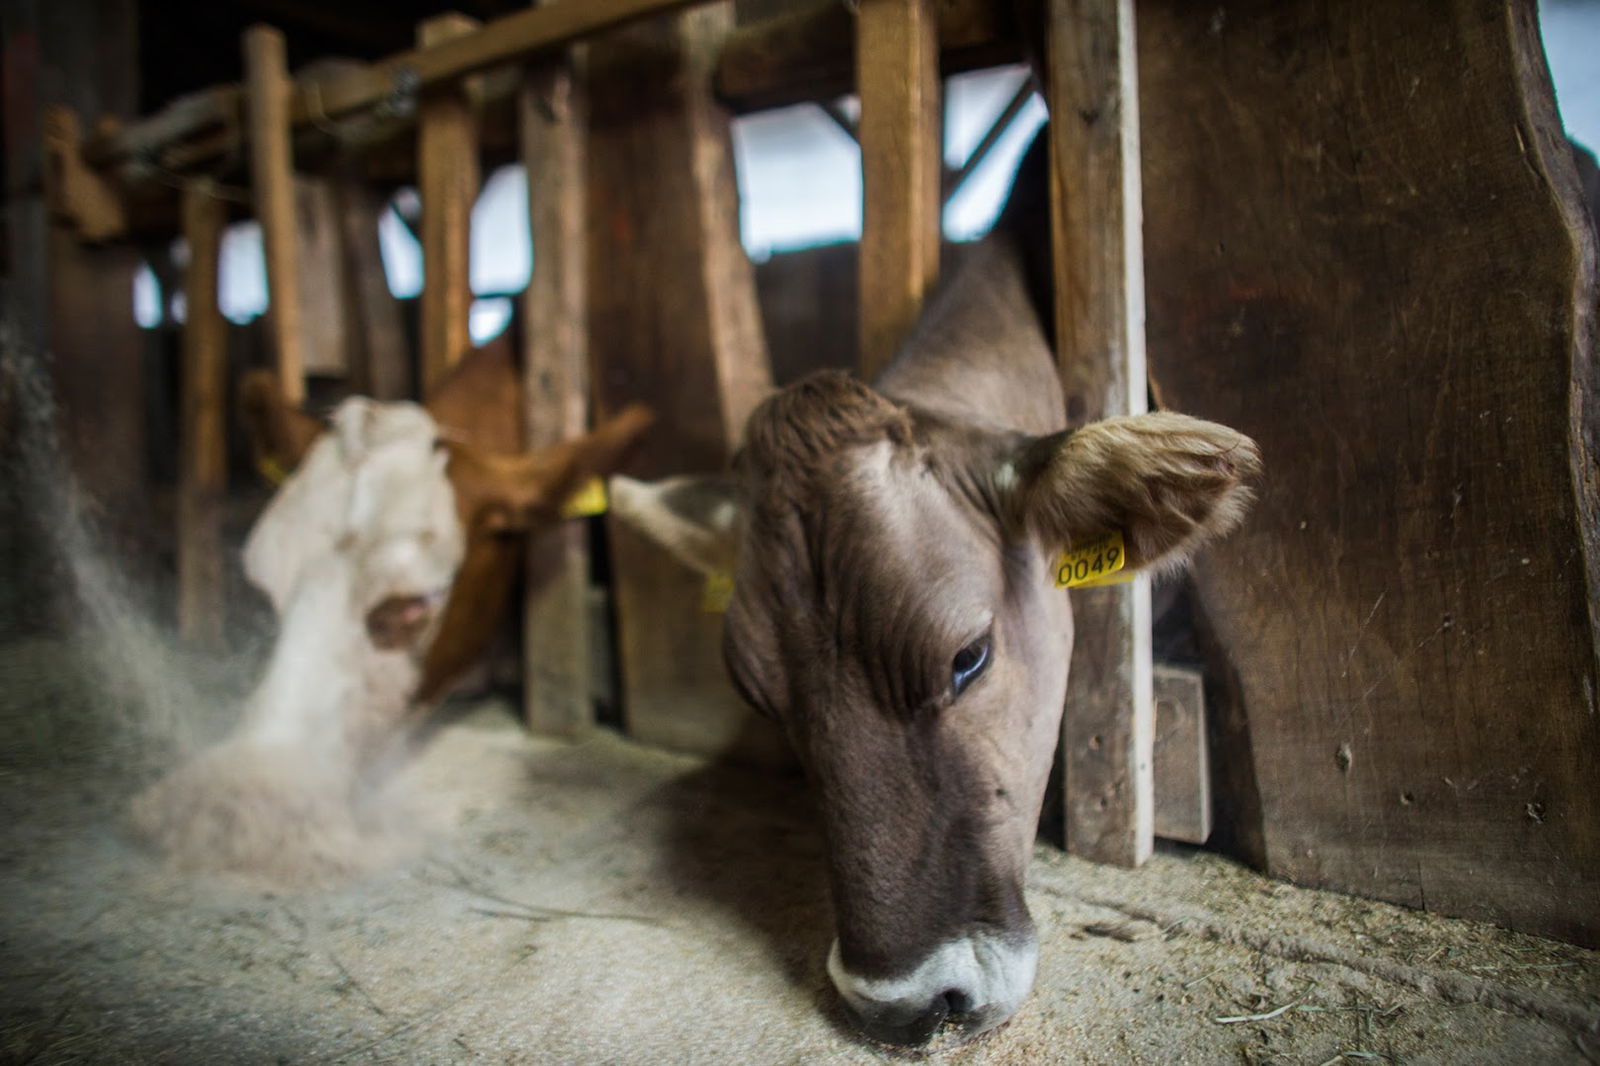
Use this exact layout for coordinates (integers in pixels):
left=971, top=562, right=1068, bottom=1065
left=448, top=404, right=655, bottom=534
left=239, top=369, right=325, bottom=477
left=1005, top=412, right=1261, bottom=574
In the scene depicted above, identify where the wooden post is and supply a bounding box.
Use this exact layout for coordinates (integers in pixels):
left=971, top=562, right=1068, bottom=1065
left=588, top=5, right=779, bottom=762
left=177, top=180, right=228, bottom=644
left=243, top=24, right=305, bottom=406
left=333, top=175, right=411, bottom=400
left=1046, top=0, right=1153, bottom=868
left=519, top=16, right=592, bottom=737
left=417, top=12, right=482, bottom=398
left=855, top=0, right=941, bottom=381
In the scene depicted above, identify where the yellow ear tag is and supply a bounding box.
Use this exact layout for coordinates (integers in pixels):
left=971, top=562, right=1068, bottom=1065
left=256, top=454, right=290, bottom=486
left=1054, top=531, right=1134, bottom=588
left=701, top=571, right=735, bottom=613
left=560, top=478, right=609, bottom=519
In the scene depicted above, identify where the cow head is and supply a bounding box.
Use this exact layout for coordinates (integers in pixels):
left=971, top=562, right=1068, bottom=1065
left=612, top=369, right=1259, bottom=1046
left=239, top=344, right=652, bottom=700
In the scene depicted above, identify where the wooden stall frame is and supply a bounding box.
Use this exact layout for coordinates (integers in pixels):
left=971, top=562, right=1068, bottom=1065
left=856, top=0, right=943, bottom=381
left=176, top=180, right=228, bottom=645
left=520, top=5, right=594, bottom=737
left=1046, top=0, right=1153, bottom=868
left=243, top=24, right=306, bottom=406
left=417, top=13, right=483, bottom=397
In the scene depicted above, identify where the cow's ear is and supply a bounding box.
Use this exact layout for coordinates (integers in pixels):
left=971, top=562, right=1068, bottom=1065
left=239, top=369, right=324, bottom=476
left=609, top=474, right=742, bottom=578
left=450, top=405, right=655, bottom=534
left=1006, top=412, right=1261, bottom=574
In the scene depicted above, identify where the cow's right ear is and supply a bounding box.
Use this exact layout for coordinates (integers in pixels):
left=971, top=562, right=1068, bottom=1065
left=1005, top=412, right=1261, bottom=576
left=609, top=474, right=742, bottom=578
left=239, top=369, right=325, bottom=478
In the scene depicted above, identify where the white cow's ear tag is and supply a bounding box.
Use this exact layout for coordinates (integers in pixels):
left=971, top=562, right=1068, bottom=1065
left=701, top=572, right=735, bottom=613
left=1054, top=531, right=1135, bottom=588
left=560, top=478, right=609, bottom=519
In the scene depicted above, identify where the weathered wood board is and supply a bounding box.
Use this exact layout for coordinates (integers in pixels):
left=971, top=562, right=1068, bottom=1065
left=587, top=3, right=781, bottom=762
left=856, top=0, right=942, bottom=381
left=177, top=182, right=228, bottom=646
left=1138, top=0, right=1600, bottom=946
left=417, top=13, right=482, bottom=398
left=520, top=18, right=593, bottom=738
left=244, top=24, right=306, bottom=405
left=1046, top=0, right=1154, bottom=869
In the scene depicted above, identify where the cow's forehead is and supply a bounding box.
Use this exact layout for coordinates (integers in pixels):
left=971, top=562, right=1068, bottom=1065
left=731, top=437, right=999, bottom=719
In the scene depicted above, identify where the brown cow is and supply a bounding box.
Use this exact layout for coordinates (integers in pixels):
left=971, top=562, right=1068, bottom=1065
left=611, top=133, right=1260, bottom=1045
left=132, top=342, right=649, bottom=880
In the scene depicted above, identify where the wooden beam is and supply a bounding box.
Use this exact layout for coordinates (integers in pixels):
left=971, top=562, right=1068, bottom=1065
left=333, top=175, right=411, bottom=399
left=294, top=175, right=351, bottom=377
left=943, top=78, right=1034, bottom=204
left=1047, top=0, right=1153, bottom=868
left=417, top=13, right=482, bottom=397
left=177, top=180, right=228, bottom=645
left=856, top=0, right=942, bottom=381
left=293, top=0, right=710, bottom=127
left=588, top=5, right=780, bottom=763
left=244, top=24, right=306, bottom=405
left=520, top=12, right=592, bottom=738
left=716, top=0, right=1016, bottom=114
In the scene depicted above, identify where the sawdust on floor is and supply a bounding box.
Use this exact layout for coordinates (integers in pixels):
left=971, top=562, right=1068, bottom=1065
left=2, top=694, right=1598, bottom=1066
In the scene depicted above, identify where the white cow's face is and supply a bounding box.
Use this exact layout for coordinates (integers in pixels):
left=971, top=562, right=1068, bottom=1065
left=244, top=398, right=465, bottom=648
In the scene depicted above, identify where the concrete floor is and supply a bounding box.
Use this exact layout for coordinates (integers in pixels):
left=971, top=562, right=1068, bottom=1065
left=3, top=692, right=1599, bottom=1065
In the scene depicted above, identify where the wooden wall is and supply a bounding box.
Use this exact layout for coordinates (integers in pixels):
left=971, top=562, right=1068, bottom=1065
left=1138, top=0, right=1600, bottom=946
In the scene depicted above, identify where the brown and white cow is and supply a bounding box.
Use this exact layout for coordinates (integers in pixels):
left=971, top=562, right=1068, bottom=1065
left=133, top=342, right=650, bottom=878
left=611, top=134, right=1260, bottom=1045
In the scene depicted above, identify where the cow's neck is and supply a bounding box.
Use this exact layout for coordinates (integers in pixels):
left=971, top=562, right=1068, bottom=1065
left=873, top=231, right=1065, bottom=438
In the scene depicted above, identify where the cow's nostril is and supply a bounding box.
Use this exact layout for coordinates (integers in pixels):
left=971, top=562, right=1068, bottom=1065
left=942, top=987, right=975, bottom=1016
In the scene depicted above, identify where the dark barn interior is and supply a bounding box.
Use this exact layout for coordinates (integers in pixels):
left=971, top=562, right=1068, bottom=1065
left=2, top=0, right=1599, bottom=1062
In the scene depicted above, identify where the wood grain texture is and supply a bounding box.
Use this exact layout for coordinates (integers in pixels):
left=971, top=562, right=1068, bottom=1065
left=1139, top=0, right=1600, bottom=945
left=243, top=24, right=306, bottom=406
left=520, top=25, right=592, bottom=738
left=1046, top=0, right=1152, bottom=868
left=177, top=181, right=228, bottom=645
left=417, top=13, right=482, bottom=399
left=586, top=3, right=782, bottom=763
left=856, top=0, right=942, bottom=381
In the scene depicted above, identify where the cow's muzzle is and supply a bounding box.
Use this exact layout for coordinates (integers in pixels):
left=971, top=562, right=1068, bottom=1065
left=826, top=930, right=1038, bottom=1047
left=365, top=590, right=447, bottom=651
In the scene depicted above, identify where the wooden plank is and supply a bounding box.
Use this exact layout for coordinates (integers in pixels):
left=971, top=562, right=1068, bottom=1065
left=177, top=181, right=228, bottom=645
left=244, top=25, right=306, bottom=405
left=332, top=174, right=411, bottom=400
left=717, top=0, right=1015, bottom=114
left=1152, top=664, right=1209, bottom=845
left=417, top=13, right=481, bottom=398
left=1138, top=0, right=1600, bottom=946
left=293, top=0, right=709, bottom=126
left=855, top=0, right=942, bottom=381
left=293, top=175, right=349, bottom=377
left=1046, top=0, right=1153, bottom=868
left=519, top=14, right=592, bottom=738
left=587, top=3, right=781, bottom=763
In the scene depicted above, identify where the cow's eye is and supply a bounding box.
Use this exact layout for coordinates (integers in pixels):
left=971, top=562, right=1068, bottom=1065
left=951, top=635, right=992, bottom=697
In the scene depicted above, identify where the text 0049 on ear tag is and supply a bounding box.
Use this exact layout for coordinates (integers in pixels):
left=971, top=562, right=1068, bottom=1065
left=1055, top=531, right=1134, bottom=588
left=560, top=478, right=608, bottom=519
left=701, top=572, right=735, bottom=613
